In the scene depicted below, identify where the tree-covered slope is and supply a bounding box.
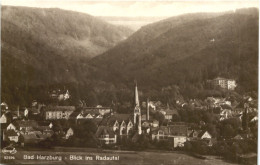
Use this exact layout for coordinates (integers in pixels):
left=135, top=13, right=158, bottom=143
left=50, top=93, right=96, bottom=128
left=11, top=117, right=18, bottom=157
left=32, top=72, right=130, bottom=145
left=90, top=8, right=258, bottom=92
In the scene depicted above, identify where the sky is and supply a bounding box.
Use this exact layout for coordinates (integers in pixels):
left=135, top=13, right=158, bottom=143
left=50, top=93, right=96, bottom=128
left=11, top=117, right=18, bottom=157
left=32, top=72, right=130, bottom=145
left=2, top=0, right=259, bottom=17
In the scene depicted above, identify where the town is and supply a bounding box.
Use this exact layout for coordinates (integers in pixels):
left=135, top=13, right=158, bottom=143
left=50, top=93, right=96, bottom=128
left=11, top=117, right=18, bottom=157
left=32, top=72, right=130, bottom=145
left=0, top=77, right=258, bottom=164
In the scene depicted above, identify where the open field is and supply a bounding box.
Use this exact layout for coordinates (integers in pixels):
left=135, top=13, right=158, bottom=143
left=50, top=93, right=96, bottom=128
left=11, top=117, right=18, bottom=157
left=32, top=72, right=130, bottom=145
left=1, top=147, right=238, bottom=165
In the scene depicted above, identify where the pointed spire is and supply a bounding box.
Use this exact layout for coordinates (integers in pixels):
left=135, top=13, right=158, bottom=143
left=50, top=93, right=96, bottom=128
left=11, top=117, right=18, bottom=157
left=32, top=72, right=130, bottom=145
left=135, top=81, right=139, bottom=107
left=146, top=98, right=150, bottom=121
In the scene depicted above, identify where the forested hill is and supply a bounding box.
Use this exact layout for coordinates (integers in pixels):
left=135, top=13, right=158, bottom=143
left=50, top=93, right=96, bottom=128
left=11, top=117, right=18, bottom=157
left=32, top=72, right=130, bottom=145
left=1, top=7, right=258, bottom=106
left=1, top=6, right=132, bottom=104
left=90, top=8, right=258, bottom=93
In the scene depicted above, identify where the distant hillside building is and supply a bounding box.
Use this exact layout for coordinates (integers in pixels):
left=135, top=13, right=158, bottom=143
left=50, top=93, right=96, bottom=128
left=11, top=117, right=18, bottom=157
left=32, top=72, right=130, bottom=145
left=208, top=77, right=237, bottom=90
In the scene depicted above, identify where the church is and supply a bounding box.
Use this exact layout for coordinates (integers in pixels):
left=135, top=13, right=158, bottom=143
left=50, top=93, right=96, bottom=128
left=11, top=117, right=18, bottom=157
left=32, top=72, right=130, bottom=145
left=95, top=83, right=148, bottom=144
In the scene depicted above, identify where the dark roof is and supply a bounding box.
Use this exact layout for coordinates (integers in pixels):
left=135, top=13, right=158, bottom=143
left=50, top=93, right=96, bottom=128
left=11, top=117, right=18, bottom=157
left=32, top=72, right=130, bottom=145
left=100, top=114, right=133, bottom=126
left=14, top=120, right=38, bottom=128
left=29, top=104, right=44, bottom=114
left=44, top=106, right=76, bottom=112
left=164, top=109, right=179, bottom=115
left=37, top=121, right=51, bottom=126
left=35, top=126, right=52, bottom=131
left=5, top=130, right=18, bottom=136
left=69, top=110, right=81, bottom=118
left=168, top=125, right=187, bottom=136
left=95, top=126, right=115, bottom=138
left=82, top=107, right=112, bottom=110
left=152, top=125, right=188, bottom=136
left=188, top=130, right=202, bottom=137
left=21, top=133, right=39, bottom=143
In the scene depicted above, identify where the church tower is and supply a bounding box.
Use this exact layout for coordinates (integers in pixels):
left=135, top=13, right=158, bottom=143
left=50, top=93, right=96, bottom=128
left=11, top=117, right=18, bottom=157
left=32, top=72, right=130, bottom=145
left=134, top=82, right=142, bottom=134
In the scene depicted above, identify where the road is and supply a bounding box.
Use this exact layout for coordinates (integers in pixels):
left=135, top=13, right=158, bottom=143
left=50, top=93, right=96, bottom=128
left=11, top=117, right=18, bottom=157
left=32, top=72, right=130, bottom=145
left=1, top=147, right=238, bottom=165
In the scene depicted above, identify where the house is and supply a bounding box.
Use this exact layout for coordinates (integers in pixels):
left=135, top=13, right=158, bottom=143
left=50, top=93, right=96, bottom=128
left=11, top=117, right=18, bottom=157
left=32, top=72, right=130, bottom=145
left=6, top=123, right=17, bottom=131
left=151, top=123, right=188, bottom=147
left=100, top=114, right=134, bottom=136
left=198, top=131, right=212, bottom=139
left=188, top=130, right=201, bottom=140
left=152, top=120, right=159, bottom=128
left=159, top=109, right=178, bottom=120
left=151, top=125, right=187, bottom=148
left=44, top=106, right=76, bottom=120
left=81, top=107, right=112, bottom=116
left=95, top=126, right=117, bottom=145
left=30, top=102, right=45, bottom=115
left=65, top=128, right=74, bottom=139
left=21, top=133, right=39, bottom=145
left=250, top=116, right=258, bottom=122
left=3, top=130, right=19, bottom=142
left=1, top=102, right=8, bottom=111
left=220, top=109, right=233, bottom=121
left=233, top=134, right=244, bottom=140
left=36, top=121, right=54, bottom=135
left=5, top=112, right=14, bottom=123
left=58, top=90, right=70, bottom=101
left=0, top=114, right=8, bottom=123
left=73, top=110, right=104, bottom=121
left=169, top=136, right=187, bottom=148
left=7, top=120, right=39, bottom=132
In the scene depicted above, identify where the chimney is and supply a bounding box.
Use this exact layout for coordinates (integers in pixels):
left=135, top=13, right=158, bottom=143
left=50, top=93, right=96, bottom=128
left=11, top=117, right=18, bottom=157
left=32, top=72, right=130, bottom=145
left=146, top=98, right=149, bottom=121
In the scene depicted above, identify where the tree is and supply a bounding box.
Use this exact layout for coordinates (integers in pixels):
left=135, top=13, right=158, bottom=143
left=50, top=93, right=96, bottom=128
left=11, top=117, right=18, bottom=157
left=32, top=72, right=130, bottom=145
left=172, top=114, right=181, bottom=122
left=153, top=112, right=165, bottom=125
left=74, top=120, right=98, bottom=146
left=222, top=124, right=235, bottom=138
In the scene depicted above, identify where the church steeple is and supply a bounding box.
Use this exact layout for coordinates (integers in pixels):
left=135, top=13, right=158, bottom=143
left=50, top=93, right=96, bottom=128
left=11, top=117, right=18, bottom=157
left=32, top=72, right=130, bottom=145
left=134, top=82, right=140, bottom=107
left=133, top=81, right=142, bottom=135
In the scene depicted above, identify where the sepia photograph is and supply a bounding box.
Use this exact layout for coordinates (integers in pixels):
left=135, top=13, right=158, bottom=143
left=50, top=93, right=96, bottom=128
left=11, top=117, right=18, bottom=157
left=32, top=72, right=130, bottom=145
left=0, top=0, right=259, bottom=164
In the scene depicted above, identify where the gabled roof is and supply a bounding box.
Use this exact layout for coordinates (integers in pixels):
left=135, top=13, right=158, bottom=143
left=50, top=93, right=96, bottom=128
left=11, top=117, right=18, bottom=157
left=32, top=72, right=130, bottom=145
left=64, top=127, right=73, bottom=133
left=44, top=106, right=76, bottom=112
left=14, top=120, right=38, bottom=128
left=95, top=126, right=115, bottom=138
left=37, top=121, right=52, bottom=126
left=233, top=134, right=243, bottom=140
left=151, top=124, right=188, bottom=136
left=198, top=131, right=212, bottom=138
left=100, top=114, right=133, bottom=126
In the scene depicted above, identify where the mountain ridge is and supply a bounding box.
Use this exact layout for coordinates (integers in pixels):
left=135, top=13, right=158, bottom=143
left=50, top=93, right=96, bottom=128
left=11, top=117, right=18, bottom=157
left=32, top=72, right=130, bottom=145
left=90, top=8, right=258, bottom=92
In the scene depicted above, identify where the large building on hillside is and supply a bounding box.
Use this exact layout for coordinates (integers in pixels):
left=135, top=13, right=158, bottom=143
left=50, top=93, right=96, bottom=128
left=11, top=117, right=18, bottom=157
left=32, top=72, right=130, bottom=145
left=208, top=77, right=237, bottom=90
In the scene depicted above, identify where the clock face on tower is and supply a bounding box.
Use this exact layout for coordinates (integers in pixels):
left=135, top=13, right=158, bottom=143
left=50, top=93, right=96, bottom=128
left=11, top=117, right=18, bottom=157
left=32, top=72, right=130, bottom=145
left=134, top=106, right=140, bottom=113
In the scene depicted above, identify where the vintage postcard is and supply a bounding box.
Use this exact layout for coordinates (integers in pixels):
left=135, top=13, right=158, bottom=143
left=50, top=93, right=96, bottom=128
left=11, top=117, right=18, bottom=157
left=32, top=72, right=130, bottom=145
left=0, top=1, right=258, bottom=164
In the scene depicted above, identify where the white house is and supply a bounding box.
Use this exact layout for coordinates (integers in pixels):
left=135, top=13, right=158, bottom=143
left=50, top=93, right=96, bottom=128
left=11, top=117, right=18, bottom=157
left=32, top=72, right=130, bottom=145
left=6, top=123, right=17, bottom=131
left=65, top=128, right=74, bottom=139
left=0, top=114, right=7, bottom=123
left=172, top=136, right=187, bottom=148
